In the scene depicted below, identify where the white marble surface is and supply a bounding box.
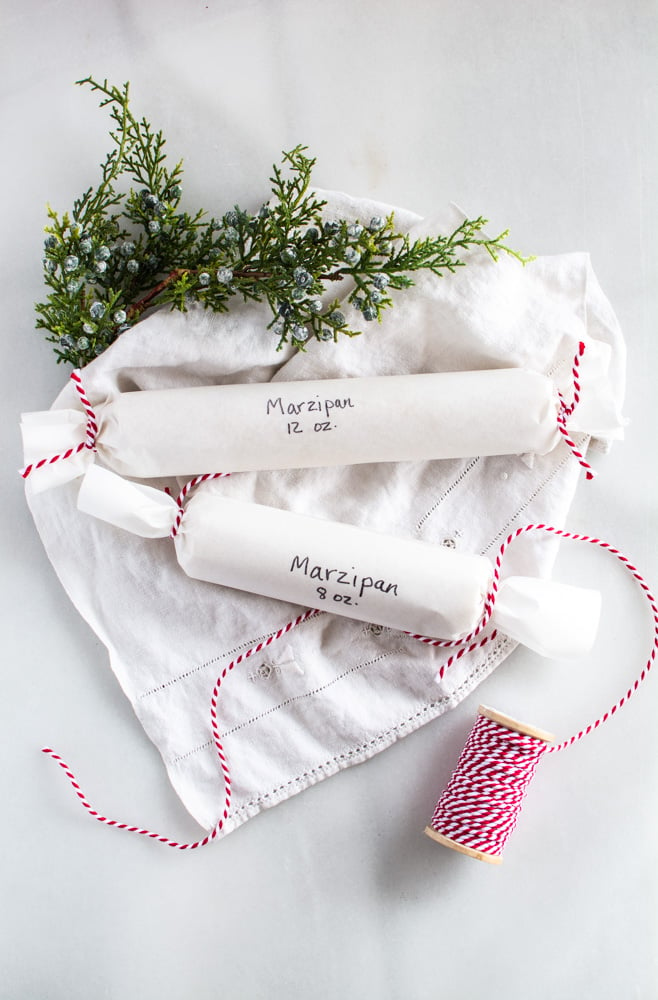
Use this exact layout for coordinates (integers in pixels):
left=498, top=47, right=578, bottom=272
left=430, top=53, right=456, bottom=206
left=2, top=2, right=657, bottom=998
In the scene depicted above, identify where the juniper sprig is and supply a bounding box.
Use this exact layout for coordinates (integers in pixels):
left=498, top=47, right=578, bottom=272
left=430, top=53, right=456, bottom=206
left=36, top=77, right=531, bottom=368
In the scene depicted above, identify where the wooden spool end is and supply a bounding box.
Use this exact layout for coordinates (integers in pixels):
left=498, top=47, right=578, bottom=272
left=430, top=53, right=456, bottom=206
left=424, top=825, right=503, bottom=865
left=478, top=704, right=555, bottom=745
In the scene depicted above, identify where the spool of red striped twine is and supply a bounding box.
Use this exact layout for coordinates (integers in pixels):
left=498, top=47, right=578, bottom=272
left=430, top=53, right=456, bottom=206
left=424, top=707, right=554, bottom=864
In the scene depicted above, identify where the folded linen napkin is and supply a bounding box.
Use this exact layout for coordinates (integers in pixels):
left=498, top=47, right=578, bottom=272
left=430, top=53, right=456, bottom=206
left=25, top=194, right=625, bottom=835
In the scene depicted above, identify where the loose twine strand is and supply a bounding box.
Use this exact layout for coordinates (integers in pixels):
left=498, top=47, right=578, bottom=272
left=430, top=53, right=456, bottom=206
left=422, top=524, right=658, bottom=752
left=42, top=609, right=319, bottom=849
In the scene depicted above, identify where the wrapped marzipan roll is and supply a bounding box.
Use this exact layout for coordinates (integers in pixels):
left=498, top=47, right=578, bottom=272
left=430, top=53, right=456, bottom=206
left=23, top=367, right=583, bottom=492
left=76, top=465, right=601, bottom=656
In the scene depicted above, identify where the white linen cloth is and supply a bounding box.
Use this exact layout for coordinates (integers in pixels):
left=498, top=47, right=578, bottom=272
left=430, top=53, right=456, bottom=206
left=25, top=193, right=626, bottom=835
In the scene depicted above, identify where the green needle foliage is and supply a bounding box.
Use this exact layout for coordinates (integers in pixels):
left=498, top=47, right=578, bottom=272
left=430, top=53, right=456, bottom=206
left=36, top=77, right=532, bottom=368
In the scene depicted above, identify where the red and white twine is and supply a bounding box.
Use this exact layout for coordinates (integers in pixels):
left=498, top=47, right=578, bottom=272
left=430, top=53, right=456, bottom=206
left=21, top=370, right=99, bottom=479
left=42, top=608, right=319, bottom=849
left=428, top=713, right=548, bottom=857
left=169, top=472, right=231, bottom=538
left=560, top=340, right=585, bottom=418
left=556, top=341, right=595, bottom=480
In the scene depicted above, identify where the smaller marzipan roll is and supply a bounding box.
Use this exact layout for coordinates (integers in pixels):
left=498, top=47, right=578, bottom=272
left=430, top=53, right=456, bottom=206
left=22, top=369, right=563, bottom=491
left=76, top=466, right=601, bottom=655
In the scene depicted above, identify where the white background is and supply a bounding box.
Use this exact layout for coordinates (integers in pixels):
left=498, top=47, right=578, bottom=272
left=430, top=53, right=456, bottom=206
left=2, top=2, right=657, bottom=998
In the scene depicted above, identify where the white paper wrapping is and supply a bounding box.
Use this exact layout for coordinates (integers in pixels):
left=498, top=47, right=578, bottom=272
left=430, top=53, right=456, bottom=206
left=492, top=576, right=601, bottom=659
left=21, top=409, right=92, bottom=490
left=177, top=492, right=489, bottom=639
left=76, top=464, right=601, bottom=655
left=24, top=361, right=613, bottom=490
left=66, top=368, right=560, bottom=479
left=24, top=194, right=627, bottom=835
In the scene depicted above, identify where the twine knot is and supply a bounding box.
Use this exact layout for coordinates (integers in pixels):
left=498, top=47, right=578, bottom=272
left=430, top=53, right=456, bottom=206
left=169, top=471, right=232, bottom=539
left=556, top=342, right=596, bottom=480
left=21, top=369, right=99, bottom=479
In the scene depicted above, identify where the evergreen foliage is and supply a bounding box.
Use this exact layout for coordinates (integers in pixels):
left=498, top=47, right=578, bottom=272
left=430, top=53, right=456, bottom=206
left=36, top=77, right=531, bottom=367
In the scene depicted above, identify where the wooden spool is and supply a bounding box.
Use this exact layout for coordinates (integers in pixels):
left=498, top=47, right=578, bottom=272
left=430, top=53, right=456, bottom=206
left=424, top=704, right=555, bottom=864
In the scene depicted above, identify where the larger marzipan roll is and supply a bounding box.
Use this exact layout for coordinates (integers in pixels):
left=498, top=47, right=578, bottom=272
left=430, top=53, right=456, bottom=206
left=22, top=369, right=564, bottom=491
left=98, top=369, right=559, bottom=476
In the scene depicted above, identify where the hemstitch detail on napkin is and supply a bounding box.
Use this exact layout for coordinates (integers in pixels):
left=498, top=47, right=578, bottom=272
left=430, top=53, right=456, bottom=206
left=170, top=645, right=408, bottom=764
left=480, top=451, right=573, bottom=554
left=416, top=458, right=481, bottom=532
left=227, top=633, right=516, bottom=823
